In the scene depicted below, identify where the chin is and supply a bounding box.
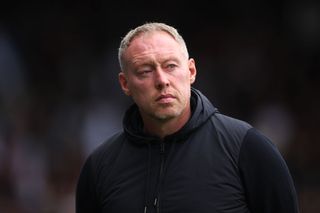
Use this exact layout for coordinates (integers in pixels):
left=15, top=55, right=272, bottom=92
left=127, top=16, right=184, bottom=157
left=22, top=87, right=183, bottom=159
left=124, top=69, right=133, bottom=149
left=153, top=110, right=181, bottom=121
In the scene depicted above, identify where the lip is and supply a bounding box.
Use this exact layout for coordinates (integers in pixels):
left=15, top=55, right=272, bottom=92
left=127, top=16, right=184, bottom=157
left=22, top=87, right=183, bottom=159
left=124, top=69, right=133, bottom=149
left=156, top=94, right=176, bottom=103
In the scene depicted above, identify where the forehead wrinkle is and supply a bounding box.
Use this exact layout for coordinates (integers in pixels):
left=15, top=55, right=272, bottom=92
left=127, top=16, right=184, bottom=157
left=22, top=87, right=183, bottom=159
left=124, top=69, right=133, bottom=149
left=125, top=32, right=185, bottom=69
left=131, top=47, right=177, bottom=64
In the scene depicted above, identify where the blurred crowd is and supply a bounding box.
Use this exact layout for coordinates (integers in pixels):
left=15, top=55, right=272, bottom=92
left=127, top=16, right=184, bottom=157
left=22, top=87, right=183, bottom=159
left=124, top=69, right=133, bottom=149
left=0, top=1, right=319, bottom=212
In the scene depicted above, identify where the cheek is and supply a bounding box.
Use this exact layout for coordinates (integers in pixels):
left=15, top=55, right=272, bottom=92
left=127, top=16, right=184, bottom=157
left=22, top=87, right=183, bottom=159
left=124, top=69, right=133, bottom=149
left=175, top=71, right=192, bottom=88
left=129, top=80, right=152, bottom=92
left=175, top=73, right=192, bottom=99
left=128, top=79, right=153, bottom=101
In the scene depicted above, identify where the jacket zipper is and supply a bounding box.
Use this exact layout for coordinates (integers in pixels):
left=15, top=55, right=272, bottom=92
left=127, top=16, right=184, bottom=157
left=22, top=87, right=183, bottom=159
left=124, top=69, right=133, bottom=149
left=154, top=142, right=165, bottom=213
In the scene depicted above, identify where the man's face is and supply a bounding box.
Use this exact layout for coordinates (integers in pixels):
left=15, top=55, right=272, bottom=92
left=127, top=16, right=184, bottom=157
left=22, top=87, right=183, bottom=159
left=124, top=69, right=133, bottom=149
left=119, top=31, right=196, bottom=122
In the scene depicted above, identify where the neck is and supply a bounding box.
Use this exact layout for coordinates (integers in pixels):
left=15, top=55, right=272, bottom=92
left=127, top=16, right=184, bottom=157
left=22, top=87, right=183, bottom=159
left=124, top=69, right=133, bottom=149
left=142, top=106, right=191, bottom=139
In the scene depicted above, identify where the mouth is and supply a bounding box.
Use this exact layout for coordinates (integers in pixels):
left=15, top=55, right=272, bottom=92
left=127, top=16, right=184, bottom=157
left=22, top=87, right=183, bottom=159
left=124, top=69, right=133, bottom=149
left=156, top=94, right=176, bottom=103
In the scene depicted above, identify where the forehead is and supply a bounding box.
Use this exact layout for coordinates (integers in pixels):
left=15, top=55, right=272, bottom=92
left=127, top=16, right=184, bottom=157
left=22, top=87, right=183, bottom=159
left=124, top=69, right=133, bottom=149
left=126, top=31, right=181, bottom=57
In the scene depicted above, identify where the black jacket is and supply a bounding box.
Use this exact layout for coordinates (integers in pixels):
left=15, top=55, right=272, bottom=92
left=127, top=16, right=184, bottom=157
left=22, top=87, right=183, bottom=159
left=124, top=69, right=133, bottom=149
left=76, top=88, right=299, bottom=213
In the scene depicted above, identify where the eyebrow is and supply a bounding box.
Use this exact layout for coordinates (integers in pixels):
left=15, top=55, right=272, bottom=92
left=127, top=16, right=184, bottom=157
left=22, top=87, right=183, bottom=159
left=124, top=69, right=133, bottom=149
left=131, top=54, right=181, bottom=67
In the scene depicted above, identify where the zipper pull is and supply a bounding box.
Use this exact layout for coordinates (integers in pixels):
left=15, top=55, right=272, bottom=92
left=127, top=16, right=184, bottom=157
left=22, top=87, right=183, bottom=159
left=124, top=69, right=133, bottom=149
left=153, top=197, right=158, bottom=206
left=144, top=206, right=147, bottom=213
left=154, top=197, right=160, bottom=213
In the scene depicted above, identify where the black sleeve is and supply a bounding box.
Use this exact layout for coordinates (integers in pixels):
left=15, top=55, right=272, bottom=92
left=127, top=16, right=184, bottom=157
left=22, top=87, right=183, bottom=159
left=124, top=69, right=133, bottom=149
left=239, top=128, right=299, bottom=213
left=76, top=155, right=101, bottom=213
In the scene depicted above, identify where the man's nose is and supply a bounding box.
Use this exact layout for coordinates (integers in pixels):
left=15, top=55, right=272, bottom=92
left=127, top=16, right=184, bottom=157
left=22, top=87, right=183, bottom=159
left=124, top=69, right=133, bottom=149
left=154, top=68, right=170, bottom=90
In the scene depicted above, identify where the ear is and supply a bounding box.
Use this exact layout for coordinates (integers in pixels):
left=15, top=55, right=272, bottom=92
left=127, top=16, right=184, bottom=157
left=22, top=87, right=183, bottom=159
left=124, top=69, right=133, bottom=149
left=118, top=71, right=131, bottom=96
left=188, top=58, right=197, bottom=84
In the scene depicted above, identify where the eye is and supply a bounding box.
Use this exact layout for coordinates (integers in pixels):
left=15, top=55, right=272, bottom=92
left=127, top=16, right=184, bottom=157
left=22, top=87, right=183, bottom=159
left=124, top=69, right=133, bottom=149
left=166, top=64, right=177, bottom=71
left=137, top=69, right=152, bottom=77
left=142, top=69, right=152, bottom=74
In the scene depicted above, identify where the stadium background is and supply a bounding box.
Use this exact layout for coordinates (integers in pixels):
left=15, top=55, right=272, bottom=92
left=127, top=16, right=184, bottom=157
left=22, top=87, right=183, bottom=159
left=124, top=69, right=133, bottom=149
left=0, top=1, right=319, bottom=212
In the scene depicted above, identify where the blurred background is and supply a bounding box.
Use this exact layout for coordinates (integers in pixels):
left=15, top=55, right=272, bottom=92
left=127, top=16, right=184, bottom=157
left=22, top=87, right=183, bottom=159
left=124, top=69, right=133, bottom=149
left=0, top=0, right=319, bottom=212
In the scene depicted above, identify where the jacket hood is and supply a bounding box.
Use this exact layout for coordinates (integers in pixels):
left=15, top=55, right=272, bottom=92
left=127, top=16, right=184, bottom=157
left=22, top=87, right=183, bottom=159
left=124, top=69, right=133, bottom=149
left=123, top=87, right=218, bottom=144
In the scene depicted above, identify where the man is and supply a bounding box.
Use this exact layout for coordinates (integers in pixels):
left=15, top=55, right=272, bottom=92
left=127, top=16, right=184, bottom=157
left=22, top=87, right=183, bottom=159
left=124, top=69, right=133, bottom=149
left=76, top=22, right=299, bottom=213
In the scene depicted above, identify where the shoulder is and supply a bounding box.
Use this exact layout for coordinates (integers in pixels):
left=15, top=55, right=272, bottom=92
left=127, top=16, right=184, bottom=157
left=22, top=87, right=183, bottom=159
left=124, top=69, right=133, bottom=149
left=88, top=131, right=126, bottom=166
left=76, top=131, right=126, bottom=210
left=211, top=112, right=252, bottom=143
left=238, top=127, right=291, bottom=178
left=239, top=128, right=283, bottom=163
left=238, top=128, right=299, bottom=212
left=79, top=131, right=125, bottom=177
left=206, top=113, right=253, bottom=164
left=78, top=131, right=126, bottom=185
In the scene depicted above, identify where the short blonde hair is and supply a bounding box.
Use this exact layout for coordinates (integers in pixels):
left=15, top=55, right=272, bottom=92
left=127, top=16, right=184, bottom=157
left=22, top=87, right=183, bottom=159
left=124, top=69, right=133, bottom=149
left=118, top=22, right=189, bottom=71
